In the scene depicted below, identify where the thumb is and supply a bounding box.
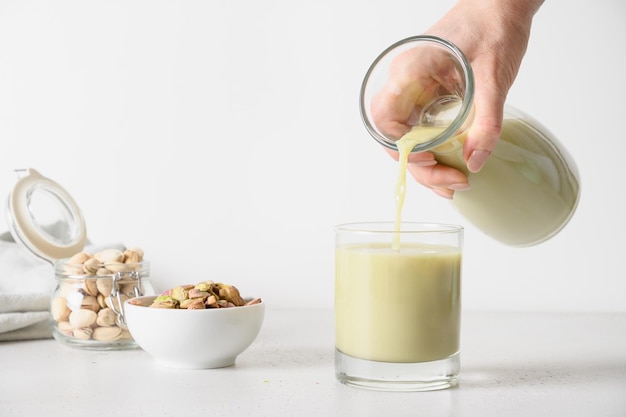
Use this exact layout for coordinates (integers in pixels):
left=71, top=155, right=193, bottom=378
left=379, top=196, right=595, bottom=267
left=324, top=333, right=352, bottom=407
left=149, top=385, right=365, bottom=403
left=463, top=86, right=506, bottom=173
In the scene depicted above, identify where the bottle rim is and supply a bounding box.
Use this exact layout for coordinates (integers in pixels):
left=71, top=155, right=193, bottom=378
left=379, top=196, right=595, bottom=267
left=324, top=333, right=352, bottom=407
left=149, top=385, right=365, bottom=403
left=359, top=35, right=475, bottom=153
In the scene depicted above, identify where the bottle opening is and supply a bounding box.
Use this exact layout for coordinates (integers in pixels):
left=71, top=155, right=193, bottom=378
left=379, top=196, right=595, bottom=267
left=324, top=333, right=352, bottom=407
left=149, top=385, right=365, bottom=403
left=419, top=95, right=462, bottom=127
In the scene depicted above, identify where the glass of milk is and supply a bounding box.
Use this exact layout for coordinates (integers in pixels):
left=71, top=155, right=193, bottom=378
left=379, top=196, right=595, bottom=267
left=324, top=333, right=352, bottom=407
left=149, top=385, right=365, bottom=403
left=335, top=222, right=463, bottom=391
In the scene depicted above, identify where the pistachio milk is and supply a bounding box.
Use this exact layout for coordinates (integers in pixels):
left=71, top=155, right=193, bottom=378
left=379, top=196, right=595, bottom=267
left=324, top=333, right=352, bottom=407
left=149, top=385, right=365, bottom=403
left=438, top=118, right=579, bottom=246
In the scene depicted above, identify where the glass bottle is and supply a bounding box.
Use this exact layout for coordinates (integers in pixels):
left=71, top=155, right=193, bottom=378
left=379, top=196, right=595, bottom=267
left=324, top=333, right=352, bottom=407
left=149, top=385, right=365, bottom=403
left=4, top=168, right=154, bottom=349
left=360, top=36, right=580, bottom=247
left=51, top=258, right=153, bottom=350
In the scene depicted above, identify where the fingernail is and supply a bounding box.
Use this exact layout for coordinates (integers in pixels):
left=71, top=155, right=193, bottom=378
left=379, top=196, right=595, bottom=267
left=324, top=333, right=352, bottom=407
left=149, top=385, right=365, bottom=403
left=432, top=188, right=453, bottom=199
left=467, top=149, right=491, bottom=173
left=449, top=183, right=470, bottom=191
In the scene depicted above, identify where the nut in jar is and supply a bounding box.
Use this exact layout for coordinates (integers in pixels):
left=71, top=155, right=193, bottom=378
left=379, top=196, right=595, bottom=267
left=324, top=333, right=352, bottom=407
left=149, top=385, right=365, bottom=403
left=51, top=247, right=153, bottom=350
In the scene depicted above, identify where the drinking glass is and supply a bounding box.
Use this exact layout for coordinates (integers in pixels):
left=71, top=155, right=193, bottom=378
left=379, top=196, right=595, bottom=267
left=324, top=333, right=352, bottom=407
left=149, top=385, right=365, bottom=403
left=335, top=222, right=463, bottom=391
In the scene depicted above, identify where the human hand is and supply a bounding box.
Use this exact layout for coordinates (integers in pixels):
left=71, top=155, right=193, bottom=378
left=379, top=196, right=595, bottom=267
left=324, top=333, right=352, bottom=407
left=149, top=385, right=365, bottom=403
left=372, top=0, right=544, bottom=199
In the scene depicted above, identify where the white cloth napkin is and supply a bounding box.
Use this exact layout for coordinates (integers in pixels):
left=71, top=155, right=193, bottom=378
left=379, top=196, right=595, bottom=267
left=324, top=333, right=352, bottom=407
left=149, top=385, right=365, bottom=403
left=0, top=232, right=54, bottom=340
left=0, top=231, right=124, bottom=341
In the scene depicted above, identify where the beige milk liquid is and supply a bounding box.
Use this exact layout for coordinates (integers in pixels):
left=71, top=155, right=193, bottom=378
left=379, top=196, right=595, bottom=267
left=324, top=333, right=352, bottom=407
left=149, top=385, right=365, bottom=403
left=433, top=118, right=579, bottom=246
left=335, top=126, right=460, bottom=363
left=335, top=243, right=461, bottom=363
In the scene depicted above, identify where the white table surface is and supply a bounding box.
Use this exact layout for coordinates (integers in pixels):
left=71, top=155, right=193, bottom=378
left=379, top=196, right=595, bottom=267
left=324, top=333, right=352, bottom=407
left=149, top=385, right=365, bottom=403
left=1, top=309, right=625, bottom=417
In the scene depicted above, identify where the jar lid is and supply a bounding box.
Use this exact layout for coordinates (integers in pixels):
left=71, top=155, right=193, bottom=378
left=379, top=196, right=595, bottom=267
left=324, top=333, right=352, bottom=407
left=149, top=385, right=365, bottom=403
left=5, top=168, right=87, bottom=264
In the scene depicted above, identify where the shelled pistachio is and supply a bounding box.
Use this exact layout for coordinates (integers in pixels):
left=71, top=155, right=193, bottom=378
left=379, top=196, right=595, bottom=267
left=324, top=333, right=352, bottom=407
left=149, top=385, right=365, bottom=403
left=128, top=280, right=261, bottom=309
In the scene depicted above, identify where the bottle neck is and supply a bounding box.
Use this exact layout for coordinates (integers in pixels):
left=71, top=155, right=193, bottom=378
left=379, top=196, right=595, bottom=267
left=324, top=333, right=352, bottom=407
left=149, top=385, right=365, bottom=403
left=360, top=35, right=476, bottom=154
left=408, top=94, right=475, bottom=153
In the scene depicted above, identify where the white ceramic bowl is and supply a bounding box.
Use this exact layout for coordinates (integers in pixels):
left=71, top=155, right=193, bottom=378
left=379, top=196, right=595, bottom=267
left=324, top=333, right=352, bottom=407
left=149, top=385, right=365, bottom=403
left=124, top=295, right=265, bottom=369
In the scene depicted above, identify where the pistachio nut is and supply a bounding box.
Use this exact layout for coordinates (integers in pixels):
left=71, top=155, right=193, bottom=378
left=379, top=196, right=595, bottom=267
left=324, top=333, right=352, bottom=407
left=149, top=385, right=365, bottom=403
left=95, top=249, right=124, bottom=264
left=80, top=295, right=100, bottom=312
left=97, top=293, right=107, bottom=309
left=96, top=308, right=117, bottom=327
left=105, top=293, right=129, bottom=312
left=67, top=251, right=92, bottom=265
left=205, top=295, right=218, bottom=308
left=245, top=298, right=262, bottom=306
left=149, top=295, right=178, bottom=309
left=64, top=252, right=93, bottom=275
left=170, top=285, right=193, bottom=302
left=96, top=267, right=112, bottom=276
left=83, top=258, right=101, bottom=275
left=127, top=298, right=145, bottom=307
left=96, top=277, right=113, bottom=296
left=57, top=321, right=73, bottom=336
left=180, top=298, right=205, bottom=309
left=217, top=284, right=245, bottom=306
left=118, top=329, right=133, bottom=340
left=93, top=326, right=122, bottom=342
left=119, top=283, right=139, bottom=298
left=188, top=288, right=210, bottom=299
left=145, top=280, right=260, bottom=310
left=105, top=261, right=131, bottom=273
left=51, top=297, right=71, bottom=322
left=193, top=281, right=214, bottom=292
left=84, top=278, right=99, bottom=296
left=69, top=309, right=97, bottom=329
left=73, top=327, right=94, bottom=340
left=123, top=248, right=143, bottom=264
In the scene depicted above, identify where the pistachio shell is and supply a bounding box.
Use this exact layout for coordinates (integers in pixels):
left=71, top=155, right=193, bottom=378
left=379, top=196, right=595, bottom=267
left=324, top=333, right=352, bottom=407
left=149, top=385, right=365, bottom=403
left=171, top=286, right=190, bottom=302
left=180, top=298, right=205, bottom=309
left=124, top=247, right=144, bottom=262
left=84, top=278, right=99, bottom=296
left=244, top=298, right=263, bottom=306
left=105, top=261, right=131, bottom=273
left=123, top=249, right=140, bottom=264
left=63, top=265, right=84, bottom=275
left=73, top=327, right=93, bottom=340
left=95, top=249, right=124, bottom=264
left=69, top=309, right=97, bottom=329
left=51, top=297, right=71, bottom=322
left=118, top=329, right=133, bottom=340
left=218, top=284, right=245, bottom=306
left=119, top=283, right=138, bottom=297
left=194, top=282, right=212, bottom=292
left=83, top=258, right=101, bottom=275
left=127, top=298, right=145, bottom=307
left=57, top=321, right=73, bottom=336
left=97, top=293, right=107, bottom=309
left=96, top=278, right=113, bottom=296
left=81, top=295, right=100, bottom=312
left=67, top=252, right=92, bottom=265
left=96, top=268, right=112, bottom=277
left=93, top=326, right=122, bottom=342
left=96, top=308, right=117, bottom=327
left=105, top=293, right=129, bottom=312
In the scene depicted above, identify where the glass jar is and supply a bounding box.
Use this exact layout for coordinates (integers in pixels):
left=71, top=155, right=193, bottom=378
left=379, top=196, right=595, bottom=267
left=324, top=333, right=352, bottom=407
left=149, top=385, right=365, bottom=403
left=4, top=168, right=154, bottom=349
left=360, top=36, right=581, bottom=247
left=52, top=257, right=153, bottom=350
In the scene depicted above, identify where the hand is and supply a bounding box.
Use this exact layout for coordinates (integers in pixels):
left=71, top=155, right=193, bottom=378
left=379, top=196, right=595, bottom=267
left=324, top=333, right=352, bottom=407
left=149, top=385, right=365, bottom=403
left=373, top=0, right=544, bottom=199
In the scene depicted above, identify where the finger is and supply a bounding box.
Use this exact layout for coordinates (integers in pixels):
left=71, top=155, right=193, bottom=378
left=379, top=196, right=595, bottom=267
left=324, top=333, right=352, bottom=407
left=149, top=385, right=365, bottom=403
left=406, top=161, right=469, bottom=191
left=384, top=147, right=437, bottom=166
left=463, top=72, right=507, bottom=173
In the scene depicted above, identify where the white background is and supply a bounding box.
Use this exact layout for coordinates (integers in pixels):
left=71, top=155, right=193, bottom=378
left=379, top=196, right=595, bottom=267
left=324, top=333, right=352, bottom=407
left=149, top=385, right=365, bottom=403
left=1, top=0, right=624, bottom=312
